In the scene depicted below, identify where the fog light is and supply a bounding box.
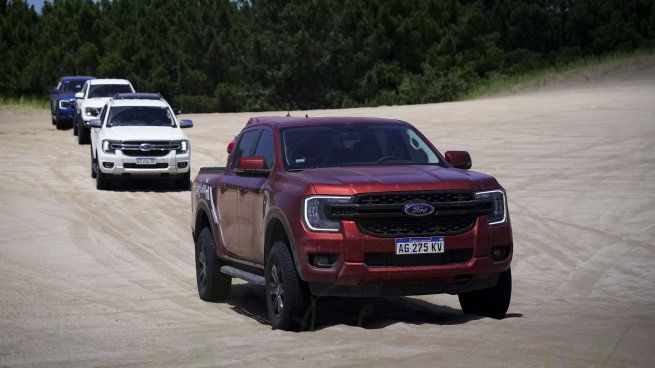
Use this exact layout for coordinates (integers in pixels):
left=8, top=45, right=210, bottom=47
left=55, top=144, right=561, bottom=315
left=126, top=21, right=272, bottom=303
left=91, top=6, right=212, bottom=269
left=309, top=254, right=338, bottom=268
left=177, top=162, right=188, bottom=169
left=103, top=162, right=114, bottom=169
left=491, top=246, right=509, bottom=261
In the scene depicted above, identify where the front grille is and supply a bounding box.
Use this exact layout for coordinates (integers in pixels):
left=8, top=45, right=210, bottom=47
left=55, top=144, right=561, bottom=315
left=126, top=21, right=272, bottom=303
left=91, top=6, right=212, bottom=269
left=122, top=149, right=170, bottom=157
left=124, top=163, right=168, bottom=169
left=358, top=215, right=475, bottom=237
left=365, top=249, right=473, bottom=267
left=357, top=191, right=473, bottom=205
left=325, top=190, right=492, bottom=237
left=110, top=140, right=180, bottom=152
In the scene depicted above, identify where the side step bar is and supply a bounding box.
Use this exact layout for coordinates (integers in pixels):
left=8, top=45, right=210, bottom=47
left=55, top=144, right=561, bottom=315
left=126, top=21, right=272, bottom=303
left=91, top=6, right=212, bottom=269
left=220, top=265, right=265, bottom=286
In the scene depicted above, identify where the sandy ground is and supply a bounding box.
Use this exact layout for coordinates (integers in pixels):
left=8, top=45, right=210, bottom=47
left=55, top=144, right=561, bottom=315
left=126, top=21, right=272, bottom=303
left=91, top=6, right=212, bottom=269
left=1, top=59, right=654, bottom=367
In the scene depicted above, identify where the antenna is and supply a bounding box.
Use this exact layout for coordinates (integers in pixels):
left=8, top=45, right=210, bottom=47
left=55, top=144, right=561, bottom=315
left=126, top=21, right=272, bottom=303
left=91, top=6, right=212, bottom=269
left=286, top=103, right=291, bottom=117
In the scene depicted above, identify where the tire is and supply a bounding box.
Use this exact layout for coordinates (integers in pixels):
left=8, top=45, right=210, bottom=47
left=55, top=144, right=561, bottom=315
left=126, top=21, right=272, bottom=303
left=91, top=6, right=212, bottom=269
left=90, top=146, right=97, bottom=178
left=175, top=171, right=191, bottom=191
left=266, top=241, right=310, bottom=331
left=78, top=124, right=89, bottom=144
left=96, top=164, right=111, bottom=190
left=458, top=267, right=512, bottom=319
left=51, top=115, right=56, bottom=125
left=73, top=116, right=78, bottom=136
left=55, top=116, right=65, bottom=130
left=195, top=227, right=231, bottom=302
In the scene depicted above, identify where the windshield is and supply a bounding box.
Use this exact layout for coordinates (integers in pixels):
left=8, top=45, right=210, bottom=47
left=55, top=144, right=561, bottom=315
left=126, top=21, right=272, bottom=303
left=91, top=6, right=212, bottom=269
left=60, top=81, right=84, bottom=93
left=88, top=84, right=133, bottom=98
left=281, top=124, right=442, bottom=170
left=107, top=106, right=176, bottom=127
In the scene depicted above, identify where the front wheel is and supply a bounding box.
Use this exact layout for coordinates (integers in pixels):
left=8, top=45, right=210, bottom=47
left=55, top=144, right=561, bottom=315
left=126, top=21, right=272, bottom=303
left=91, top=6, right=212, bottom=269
left=90, top=146, right=97, bottom=178
left=96, top=163, right=111, bottom=190
left=195, top=227, right=231, bottom=302
left=73, top=115, right=78, bottom=136
left=266, top=241, right=310, bottom=331
left=78, top=124, right=89, bottom=144
left=458, top=267, right=512, bottom=319
left=175, top=171, right=191, bottom=191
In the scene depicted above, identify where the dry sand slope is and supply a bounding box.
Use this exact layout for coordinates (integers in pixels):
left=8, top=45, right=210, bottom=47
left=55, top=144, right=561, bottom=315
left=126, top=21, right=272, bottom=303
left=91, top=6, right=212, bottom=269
left=1, top=58, right=654, bottom=367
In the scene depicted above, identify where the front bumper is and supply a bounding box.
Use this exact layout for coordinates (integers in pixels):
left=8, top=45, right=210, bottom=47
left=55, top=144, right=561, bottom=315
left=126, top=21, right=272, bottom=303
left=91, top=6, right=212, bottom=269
left=98, top=149, right=190, bottom=177
left=55, top=107, right=74, bottom=121
left=293, top=217, right=513, bottom=296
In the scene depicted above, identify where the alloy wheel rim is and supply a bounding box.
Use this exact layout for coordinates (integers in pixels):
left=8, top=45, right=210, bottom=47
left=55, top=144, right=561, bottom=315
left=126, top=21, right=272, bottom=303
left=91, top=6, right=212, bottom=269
left=269, top=263, right=284, bottom=318
left=198, top=240, right=207, bottom=285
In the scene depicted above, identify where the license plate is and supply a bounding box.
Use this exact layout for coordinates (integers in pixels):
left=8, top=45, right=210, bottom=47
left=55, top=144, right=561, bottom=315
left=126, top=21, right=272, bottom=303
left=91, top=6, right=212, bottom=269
left=136, top=158, right=157, bottom=165
left=395, top=237, right=444, bottom=255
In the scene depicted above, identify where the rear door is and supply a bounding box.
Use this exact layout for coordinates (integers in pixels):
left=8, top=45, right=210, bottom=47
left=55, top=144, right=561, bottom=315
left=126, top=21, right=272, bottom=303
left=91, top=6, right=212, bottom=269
left=216, top=128, right=260, bottom=257
left=237, top=128, right=274, bottom=263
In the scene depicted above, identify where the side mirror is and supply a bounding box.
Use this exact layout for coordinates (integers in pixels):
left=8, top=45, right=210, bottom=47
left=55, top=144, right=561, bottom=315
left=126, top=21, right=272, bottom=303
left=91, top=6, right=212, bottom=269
left=179, top=119, right=193, bottom=128
left=445, top=151, right=472, bottom=170
left=88, top=119, right=102, bottom=128
left=173, top=107, right=182, bottom=115
left=51, top=87, right=58, bottom=94
left=227, top=140, right=236, bottom=154
left=234, top=156, right=269, bottom=176
left=75, top=92, right=84, bottom=99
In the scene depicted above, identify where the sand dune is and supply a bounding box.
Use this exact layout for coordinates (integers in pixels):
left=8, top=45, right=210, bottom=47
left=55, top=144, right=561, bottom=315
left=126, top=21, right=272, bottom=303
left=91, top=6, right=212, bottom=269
left=1, top=58, right=654, bottom=367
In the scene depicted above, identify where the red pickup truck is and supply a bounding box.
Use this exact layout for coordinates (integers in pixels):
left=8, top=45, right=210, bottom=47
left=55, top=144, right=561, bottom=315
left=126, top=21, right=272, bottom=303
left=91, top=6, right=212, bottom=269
left=191, top=116, right=513, bottom=330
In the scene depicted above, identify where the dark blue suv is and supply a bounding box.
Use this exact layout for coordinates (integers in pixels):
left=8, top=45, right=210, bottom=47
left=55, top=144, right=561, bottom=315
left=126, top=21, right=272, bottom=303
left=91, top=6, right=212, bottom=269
left=50, top=76, right=95, bottom=129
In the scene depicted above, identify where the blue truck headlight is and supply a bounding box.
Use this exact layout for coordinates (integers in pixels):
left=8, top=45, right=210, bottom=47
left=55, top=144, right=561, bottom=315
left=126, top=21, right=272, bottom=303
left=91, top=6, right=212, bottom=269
left=303, top=196, right=352, bottom=232
left=475, top=190, right=507, bottom=225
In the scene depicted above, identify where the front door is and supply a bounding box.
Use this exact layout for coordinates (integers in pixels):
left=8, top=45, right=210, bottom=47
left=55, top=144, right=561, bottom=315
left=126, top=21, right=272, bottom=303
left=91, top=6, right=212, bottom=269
left=237, top=128, right=275, bottom=264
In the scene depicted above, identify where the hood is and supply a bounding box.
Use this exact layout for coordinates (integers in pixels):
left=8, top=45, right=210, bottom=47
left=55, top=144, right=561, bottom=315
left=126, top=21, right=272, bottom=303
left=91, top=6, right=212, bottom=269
left=85, top=98, right=110, bottom=108
left=289, top=165, right=500, bottom=195
left=57, top=92, right=77, bottom=101
left=102, top=126, right=188, bottom=141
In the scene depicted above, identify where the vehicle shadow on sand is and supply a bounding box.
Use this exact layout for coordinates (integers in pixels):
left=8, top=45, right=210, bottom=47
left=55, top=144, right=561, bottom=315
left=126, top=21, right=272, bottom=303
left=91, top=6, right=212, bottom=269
left=102, top=178, right=189, bottom=193
left=225, top=284, right=521, bottom=331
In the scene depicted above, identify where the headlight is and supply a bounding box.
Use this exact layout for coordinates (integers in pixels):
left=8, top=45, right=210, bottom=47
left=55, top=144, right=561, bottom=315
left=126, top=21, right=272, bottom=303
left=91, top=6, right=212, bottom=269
left=475, top=190, right=507, bottom=225
left=85, top=107, right=99, bottom=116
left=303, top=196, right=352, bottom=232
left=58, top=99, right=74, bottom=109
left=176, top=140, right=188, bottom=154
left=102, top=140, right=119, bottom=154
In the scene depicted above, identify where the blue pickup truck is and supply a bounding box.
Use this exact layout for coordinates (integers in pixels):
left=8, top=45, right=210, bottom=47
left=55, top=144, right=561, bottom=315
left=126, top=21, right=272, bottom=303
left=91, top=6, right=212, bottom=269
left=50, top=76, right=95, bottom=130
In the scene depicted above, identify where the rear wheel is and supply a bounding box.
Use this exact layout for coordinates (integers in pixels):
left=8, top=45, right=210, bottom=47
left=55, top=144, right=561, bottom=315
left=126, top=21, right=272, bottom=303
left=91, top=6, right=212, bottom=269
left=195, top=227, right=231, bottom=302
left=266, top=241, right=310, bottom=331
left=458, top=267, right=512, bottom=319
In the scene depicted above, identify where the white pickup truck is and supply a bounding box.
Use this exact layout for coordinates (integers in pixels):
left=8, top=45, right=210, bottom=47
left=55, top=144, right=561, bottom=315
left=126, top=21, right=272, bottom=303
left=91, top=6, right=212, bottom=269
left=88, top=93, right=193, bottom=190
left=74, top=79, right=135, bottom=144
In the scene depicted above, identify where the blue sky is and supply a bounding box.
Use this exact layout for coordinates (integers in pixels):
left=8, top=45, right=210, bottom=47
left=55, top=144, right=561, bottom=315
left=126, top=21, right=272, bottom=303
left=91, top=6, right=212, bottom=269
left=26, top=0, right=45, bottom=12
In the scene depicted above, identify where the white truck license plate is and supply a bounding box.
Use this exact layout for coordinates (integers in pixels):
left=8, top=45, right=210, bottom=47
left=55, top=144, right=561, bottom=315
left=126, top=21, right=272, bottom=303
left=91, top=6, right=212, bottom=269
left=136, top=158, right=157, bottom=165
left=395, top=237, right=444, bottom=255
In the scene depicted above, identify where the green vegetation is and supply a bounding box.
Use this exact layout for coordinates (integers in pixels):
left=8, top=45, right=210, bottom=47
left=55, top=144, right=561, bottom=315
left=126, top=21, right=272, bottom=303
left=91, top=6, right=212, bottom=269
left=0, top=96, right=49, bottom=109
left=1, top=0, right=654, bottom=112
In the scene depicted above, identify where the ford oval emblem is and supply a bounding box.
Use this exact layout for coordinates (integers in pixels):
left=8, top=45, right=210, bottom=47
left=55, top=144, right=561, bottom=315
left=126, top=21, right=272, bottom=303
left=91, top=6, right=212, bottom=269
left=140, top=143, right=153, bottom=151
left=403, top=203, right=435, bottom=217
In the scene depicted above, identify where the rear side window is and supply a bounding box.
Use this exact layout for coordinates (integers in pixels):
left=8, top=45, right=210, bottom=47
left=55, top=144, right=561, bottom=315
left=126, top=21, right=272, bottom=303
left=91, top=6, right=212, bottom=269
left=254, top=130, right=274, bottom=169
left=232, top=130, right=260, bottom=166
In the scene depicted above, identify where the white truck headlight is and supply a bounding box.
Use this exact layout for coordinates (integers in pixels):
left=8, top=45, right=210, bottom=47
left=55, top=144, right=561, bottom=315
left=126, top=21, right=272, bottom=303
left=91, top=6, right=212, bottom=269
left=475, top=190, right=507, bottom=225
left=303, top=196, right=352, bottom=232
left=85, top=107, right=99, bottom=116
left=176, top=140, right=188, bottom=154
left=102, top=140, right=119, bottom=154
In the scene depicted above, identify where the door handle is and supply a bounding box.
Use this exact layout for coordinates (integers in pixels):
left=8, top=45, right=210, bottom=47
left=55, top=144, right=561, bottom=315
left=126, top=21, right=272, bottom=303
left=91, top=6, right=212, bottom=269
left=238, top=188, right=248, bottom=196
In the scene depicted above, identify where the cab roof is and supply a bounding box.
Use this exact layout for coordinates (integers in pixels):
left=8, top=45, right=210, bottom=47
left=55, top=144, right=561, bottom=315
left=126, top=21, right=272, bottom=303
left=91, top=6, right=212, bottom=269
left=109, top=98, right=169, bottom=108
left=245, top=116, right=407, bottom=128
left=60, top=76, right=95, bottom=82
left=88, top=78, right=132, bottom=85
